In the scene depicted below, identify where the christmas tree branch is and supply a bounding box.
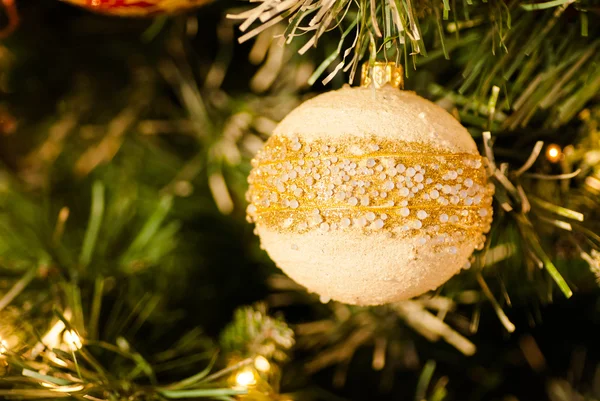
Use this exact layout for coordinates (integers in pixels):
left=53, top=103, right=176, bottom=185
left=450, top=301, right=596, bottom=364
left=229, top=0, right=597, bottom=130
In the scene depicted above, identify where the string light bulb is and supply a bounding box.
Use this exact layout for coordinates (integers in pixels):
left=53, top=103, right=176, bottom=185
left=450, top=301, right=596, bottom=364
left=0, top=338, right=8, bottom=355
left=63, top=330, right=83, bottom=351
left=40, top=382, right=86, bottom=393
left=546, top=144, right=562, bottom=163
left=254, top=355, right=271, bottom=373
left=235, top=368, right=257, bottom=387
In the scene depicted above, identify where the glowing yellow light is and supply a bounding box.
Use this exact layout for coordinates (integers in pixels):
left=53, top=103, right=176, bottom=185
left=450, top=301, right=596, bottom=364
left=40, top=382, right=85, bottom=392
left=0, top=339, right=8, bottom=354
left=254, top=355, right=271, bottom=373
left=63, top=330, right=83, bottom=351
left=45, top=352, right=69, bottom=368
left=235, top=369, right=257, bottom=387
left=51, top=384, right=85, bottom=393
left=33, top=309, right=73, bottom=358
left=546, top=144, right=562, bottom=163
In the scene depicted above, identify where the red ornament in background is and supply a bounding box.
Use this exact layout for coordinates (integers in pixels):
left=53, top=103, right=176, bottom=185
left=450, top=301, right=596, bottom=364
left=0, top=0, right=18, bottom=38
left=60, top=0, right=212, bottom=16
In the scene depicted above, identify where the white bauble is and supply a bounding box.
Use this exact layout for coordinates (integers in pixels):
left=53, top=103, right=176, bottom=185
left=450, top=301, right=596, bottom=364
left=246, top=84, right=493, bottom=306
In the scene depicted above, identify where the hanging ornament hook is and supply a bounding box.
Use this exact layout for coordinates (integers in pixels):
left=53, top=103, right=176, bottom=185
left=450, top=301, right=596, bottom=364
left=360, top=62, right=404, bottom=89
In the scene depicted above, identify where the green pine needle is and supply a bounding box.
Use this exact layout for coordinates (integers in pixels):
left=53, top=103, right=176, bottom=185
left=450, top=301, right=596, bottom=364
left=79, top=181, right=105, bottom=269
left=521, top=0, right=575, bottom=11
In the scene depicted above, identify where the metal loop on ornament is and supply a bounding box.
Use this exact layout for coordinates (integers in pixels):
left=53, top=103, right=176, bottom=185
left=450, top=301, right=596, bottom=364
left=361, top=62, right=404, bottom=89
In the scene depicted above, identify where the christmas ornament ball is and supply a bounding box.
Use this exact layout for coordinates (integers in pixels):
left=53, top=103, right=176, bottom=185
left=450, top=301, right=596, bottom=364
left=61, top=0, right=211, bottom=16
left=246, top=63, right=494, bottom=306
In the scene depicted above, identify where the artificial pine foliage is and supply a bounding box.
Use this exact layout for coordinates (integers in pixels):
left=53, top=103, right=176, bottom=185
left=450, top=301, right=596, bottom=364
left=0, top=1, right=599, bottom=400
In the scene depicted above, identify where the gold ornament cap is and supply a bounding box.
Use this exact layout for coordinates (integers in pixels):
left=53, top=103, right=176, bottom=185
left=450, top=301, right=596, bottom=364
left=361, top=62, right=404, bottom=89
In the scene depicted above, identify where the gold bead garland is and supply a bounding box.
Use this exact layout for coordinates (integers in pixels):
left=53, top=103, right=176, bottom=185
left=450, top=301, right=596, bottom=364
left=247, top=135, right=494, bottom=252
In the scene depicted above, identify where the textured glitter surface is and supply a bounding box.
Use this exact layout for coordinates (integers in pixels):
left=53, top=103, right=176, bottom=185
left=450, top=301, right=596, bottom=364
left=273, top=86, right=479, bottom=153
left=245, top=85, right=495, bottom=305
left=247, top=136, right=494, bottom=251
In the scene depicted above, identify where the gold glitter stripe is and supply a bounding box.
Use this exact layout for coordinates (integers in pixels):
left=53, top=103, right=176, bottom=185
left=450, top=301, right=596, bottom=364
left=255, top=213, right=477, bottom=232
left=249, top=178, right=489, bottom=192
left=246, top=135, right=493, bottom=248
left=257, top=152, right=483, bottom=166
left=255, top=205, right=488, bottom=211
